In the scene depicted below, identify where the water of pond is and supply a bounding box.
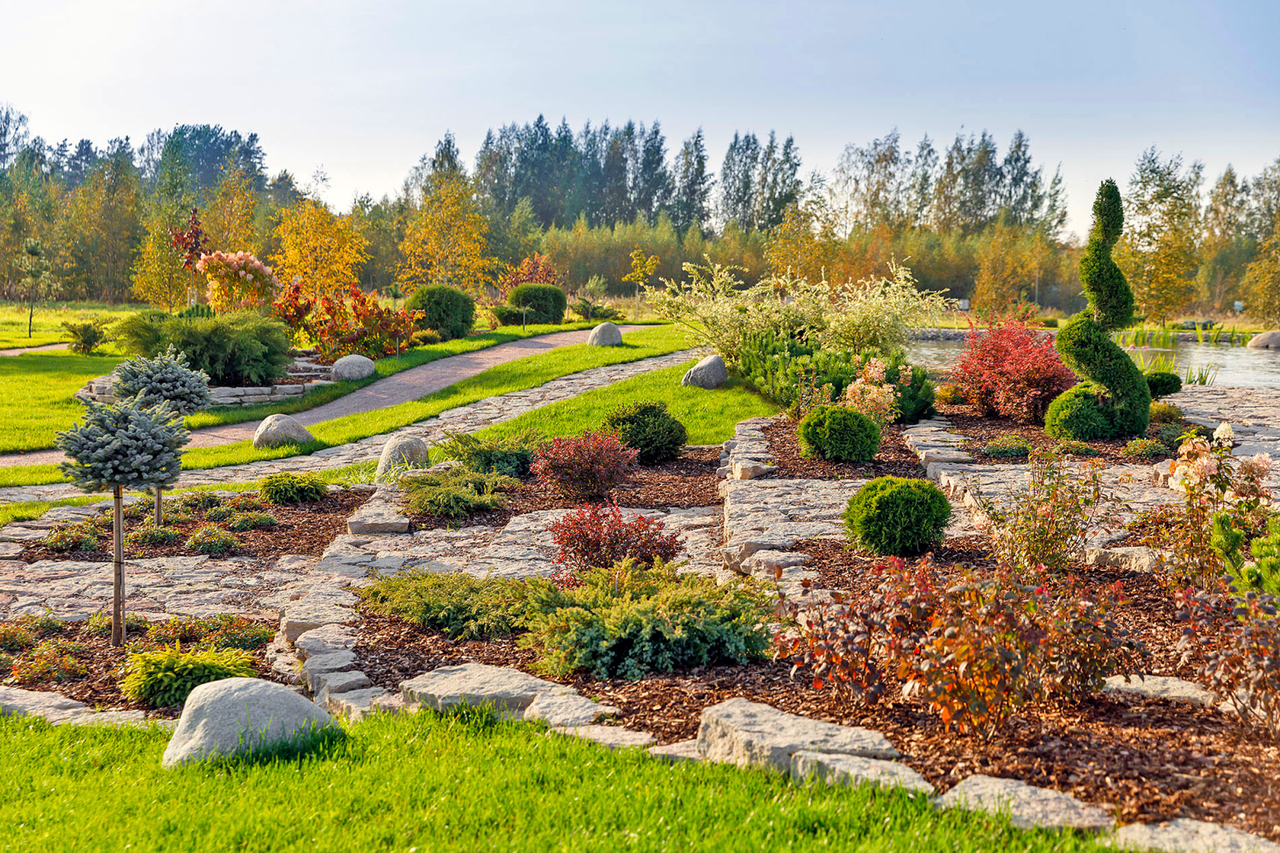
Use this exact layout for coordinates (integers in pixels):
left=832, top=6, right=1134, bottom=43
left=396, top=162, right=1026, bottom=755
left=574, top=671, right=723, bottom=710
left=908, top=339, right=1280, bottom=389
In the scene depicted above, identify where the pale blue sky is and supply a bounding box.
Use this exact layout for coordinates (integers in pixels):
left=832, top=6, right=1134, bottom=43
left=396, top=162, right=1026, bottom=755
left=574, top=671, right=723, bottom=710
left=4, top=0, right=1277, bottom=237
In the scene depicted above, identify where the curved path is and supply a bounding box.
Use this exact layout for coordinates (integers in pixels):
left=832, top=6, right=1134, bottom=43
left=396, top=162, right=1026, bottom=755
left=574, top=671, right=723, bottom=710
left=0, top=342, right=69, bottom=356
left=0, top=326, right=647, bottom=469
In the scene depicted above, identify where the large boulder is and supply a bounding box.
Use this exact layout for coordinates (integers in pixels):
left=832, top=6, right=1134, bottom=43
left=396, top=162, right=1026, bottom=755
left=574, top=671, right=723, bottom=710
left=161, top=677, right=336, bottom=768
left=586, top=322, right=623, bottom=347
left=332, top=354, right=377, bottom=381
left=400, top=663, right=617, bottom=726
left=696, top=698, right=897, bottom=771
left=253, top=414, right=315, bottom=448
left=375, top=435, right=431, bottom=481
left=1247, top=330, right=1280, bottom=349
left=682, top=354, right=728, bottom=389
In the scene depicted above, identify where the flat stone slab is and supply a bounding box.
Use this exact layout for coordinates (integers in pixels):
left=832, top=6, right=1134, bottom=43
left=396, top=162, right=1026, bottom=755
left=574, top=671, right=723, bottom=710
left=790, top=751, right=935, bottom=795
left=294, top=624, right=359, bottom=660
left=648, top=739, right=702, bottom=764
left=1105, top=818, right=1280, bottom=852
left=552, top=725, right=656, bottom=750
left=1104, top=675, right=1216, bottom=707
left=400, top=663, right=616, bottom=725
left=697, top=698, right=898, bottom=771
left=0, top=684, right=90, bottom=723
left=937, top=774, right=1114, bottom=831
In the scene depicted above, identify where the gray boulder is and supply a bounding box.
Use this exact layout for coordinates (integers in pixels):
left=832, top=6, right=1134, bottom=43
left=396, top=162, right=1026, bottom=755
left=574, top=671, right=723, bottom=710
left=1247, top=330, right=1280, bottom=349
left=937, top=774, right=1113, bottom=831
left=586, top=322, right=623, bottom=346
left=697, top=698, right=898, bottom=771
left=252, top=414, right=315, bottom=449
left=682, top=354, right=728, bottom=389
left=161, top=677, right=336, bottom=768
left=332, top=354, right=377, bottom=381
left=375, top=435, right=431, bottom=481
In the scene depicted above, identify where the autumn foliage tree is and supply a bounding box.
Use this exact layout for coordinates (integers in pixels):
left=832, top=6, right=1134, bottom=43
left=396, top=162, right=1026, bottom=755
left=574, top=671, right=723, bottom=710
left=398, top=173, right=492, bottom=296
left=271, top=198, right=369, bottom=301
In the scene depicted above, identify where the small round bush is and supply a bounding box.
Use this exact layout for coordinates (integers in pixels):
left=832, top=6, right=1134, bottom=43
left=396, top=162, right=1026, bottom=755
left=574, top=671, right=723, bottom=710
left=228, top=494, right=266, bottom=512
left=125, top=524, right=180, bottom=546
left=259, top=472, right=328, bottom=505
left=797, top=406, right=880, bottom=463
left=42, top=522, right=100, bottom=553
left=186, top=525, right=239, bottom=555
left=1145, top=371, right=1182, bottom=400
left=507, top=283, right=567, bottom=325
left=205, top=505, right=234, bottom=522
left=1149, top=401, right=1184, bottom=424
left=601, top=400, right=687, bottom=465
left=1044, top=385, right=1111, bottom=441
left=1123, top=438, right=1170, bottom=460
left=177, top=491, right=222, bottom=511
left=844, top=476, right=951, bottom=557
left=406, top=285, right=475, bottom=341
left=227, top=512, right=278, bottom=532
left=983, top=434, right=1031, bottom=459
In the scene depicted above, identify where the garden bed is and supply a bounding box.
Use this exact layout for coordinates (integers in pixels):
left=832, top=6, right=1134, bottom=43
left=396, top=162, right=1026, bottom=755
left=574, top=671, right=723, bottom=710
left=937, top=403, right=1140, bottom=464
left=761, top=418, right=923, bottom=480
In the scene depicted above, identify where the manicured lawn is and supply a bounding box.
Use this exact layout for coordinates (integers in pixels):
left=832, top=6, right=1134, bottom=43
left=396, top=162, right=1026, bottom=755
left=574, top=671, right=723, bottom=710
left=0, top=301, right=142, bottom=349
left=0, top=351, right=124, bottom=453
left=475, top=362, right=779, bottom=446
left=0, top=711, right=1105, bottom=853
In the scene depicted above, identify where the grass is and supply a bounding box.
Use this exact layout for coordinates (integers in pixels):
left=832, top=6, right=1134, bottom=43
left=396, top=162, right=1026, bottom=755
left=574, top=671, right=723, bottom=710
left=474, top=362, right=779, bottom=447
left=0, top=495, right=102, bottom=527
left=0, top=711, right=1108, bottom=853
left=0, top=351, right=125, bottom=453
left=0, top=301, right=142, bottom=350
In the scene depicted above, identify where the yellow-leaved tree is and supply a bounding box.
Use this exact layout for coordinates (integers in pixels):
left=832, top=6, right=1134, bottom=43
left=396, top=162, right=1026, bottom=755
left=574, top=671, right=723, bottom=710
left=398, top=173, right=492, bottom=295
left=203, top=158, right=259, bottom=254
left=271, top=199, right=368, bottom=301
left=764, top=201, right=838, bottom=283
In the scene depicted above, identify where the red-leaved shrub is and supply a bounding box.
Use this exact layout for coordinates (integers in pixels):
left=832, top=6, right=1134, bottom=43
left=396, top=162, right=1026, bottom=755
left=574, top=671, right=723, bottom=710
left=951, top=315, right=1076, bottom=424
left=550, top=502, right=681, bottom=576
left=532, top=431, right=636, bottom=500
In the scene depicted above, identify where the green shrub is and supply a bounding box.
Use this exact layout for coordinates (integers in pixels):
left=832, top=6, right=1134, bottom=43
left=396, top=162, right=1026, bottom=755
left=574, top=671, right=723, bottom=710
left=118, top=645, right=256, bottom=708
left=490, top=305, right=525, bottom=326
left=41, top=522, right=100, bottom=552
left=186, top=525, right=238, bottom=555
left=433, top=428, right=544, bottom=478
left=601, top=400, right=687, bottom=464
left=359, top=570, right=533, bottom=640
left=259, top=472, right=327, bottom=504
left=1055, top=440, right=1100, bottom=457
left=1122, top=438, right=1169, bottom=460
left=934, top=383, right=965, bottom=406
left=844, top=476, right=951, bottom=556
left=983, top=434, right=1032, bottom=459
left=1041, top=317, right=1059, bottom=328
left=1149, top=401, right=1184, bottom=423
left=205, top=505, right=234, bottom=522
left=61, top=319, right=108, bottom=354
left=125, top=523, right=180, bottom=546
left=176, top=304, right=214, bottom=320
left=0, top=623, right=35, bottom=652
left=11, top=639, right=87, bottom=684
left=114, top=311, right=292, bottom=387
left=177, top=491, right=223, bottom=511
left=1044, top=385, right=1112, bottom=441
left=405, top=285, right=475, bottom=341
left=1244, top=514, right=1280, bottom=594
left=85, top=611, right=148, bottom=638
left=113, top=345, right=212, bottom=415
left=1145, top=371, right=1182, bottom=400
left=1147, top=422, right=1185, bottom=452
left=227, top=512, right=278, bottom=531
left=507, top=283, right=567, bottom=324
left=797, top=406, right=880, bottom=462
left=400, top=467, right=517, bottom=518
left=16, top=613, right=63, bottom=636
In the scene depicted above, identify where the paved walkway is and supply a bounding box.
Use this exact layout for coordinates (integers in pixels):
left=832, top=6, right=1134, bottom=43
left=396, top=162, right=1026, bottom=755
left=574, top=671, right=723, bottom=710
left=0, top=342, right=69, bottom=356
left=0, top=326, right=647, bottom=468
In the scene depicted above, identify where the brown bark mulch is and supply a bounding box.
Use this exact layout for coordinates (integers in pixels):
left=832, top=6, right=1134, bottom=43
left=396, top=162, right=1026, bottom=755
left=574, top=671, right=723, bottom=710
left=761, top=416, right=925, bottom=480
left=20, top=491, right=368, bottom=565
left=938, top=403, right=1141, bottom=464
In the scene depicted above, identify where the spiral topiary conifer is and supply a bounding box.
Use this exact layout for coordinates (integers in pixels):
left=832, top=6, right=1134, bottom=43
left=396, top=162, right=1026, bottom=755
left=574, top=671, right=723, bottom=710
left=1044, top=180, right=1151, bottom=440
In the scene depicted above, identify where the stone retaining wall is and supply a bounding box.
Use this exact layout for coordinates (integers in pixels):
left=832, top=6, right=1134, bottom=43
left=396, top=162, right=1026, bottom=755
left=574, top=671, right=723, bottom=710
left=76, top=354, right=335, bottom=408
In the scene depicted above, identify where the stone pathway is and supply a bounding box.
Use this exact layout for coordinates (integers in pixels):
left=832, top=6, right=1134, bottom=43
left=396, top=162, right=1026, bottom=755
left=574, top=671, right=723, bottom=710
left=0, top=349, right=697, bottom=505
left=0, top=341, right=69, bottom=357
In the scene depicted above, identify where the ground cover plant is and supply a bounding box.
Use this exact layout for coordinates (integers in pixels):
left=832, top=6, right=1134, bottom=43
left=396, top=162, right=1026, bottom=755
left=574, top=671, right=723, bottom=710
left=400, top=466, right=517, bottom=518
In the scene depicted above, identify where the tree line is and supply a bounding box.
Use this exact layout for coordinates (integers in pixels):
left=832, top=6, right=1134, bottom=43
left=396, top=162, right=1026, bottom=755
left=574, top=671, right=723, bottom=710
left=1, top=102, right=1278, bottom=323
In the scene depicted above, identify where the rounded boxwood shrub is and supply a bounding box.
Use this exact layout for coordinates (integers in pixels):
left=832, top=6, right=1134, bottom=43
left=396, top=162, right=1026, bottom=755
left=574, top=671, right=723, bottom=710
left=797, top=406, right=880, bottom=463
left=844, top=476, right=951, bottom=556
left=259, top=472, right=327, bottom=505
left=1149, top=401, right=1184, bottom=424
left=405, top=285, right=475, bottom=341
left=507, top=283, right=567, bottom=325
left=1145, top=371, right=1182, bottom=400
left=1045, top=385, right=1112, bottom=441
left=601, top=400, right=687, bottom=464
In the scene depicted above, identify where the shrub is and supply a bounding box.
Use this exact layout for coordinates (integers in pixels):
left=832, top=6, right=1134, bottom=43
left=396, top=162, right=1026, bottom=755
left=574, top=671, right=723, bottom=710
left=186, top=525, right=238, bottom=555
left=114, top=311, right=292, bottom=387
left=1055, top=440, right=1100, bottom=457
left=500, top=253, right=563, bottom=299
left=507, top=283, right=567, bottom=324
left=197, top=251, right=280, bottom=313
left=0, top=623, right=35, bottom=652
left=1044, top=385, right=1112, bottom=441
left=177, top=491, right=223, bottom=511
left=10, top=639, right=87, bottom=684
left=532, top=431, right=636, bottom=500
left=433, top=428, right=544, bottom=478
left=0, top=651, right=11, bottom=676
left=359, top=571, right=532, bottom=640
left=550, top=503, right=681, bottom=575
left=15, top=613, right=62, bottom=636
left=113, top=345, right=212, bottom=415
left=1123, top=438, right=1169, bottom=459
left=175, top=303, right=214, bottom=320
left=1145, top=371, right=1182, bottom=400
left=125, top=523, right=180, bottom=546
left=570, top=296, right=623, bottom=322
left=42, top=522, right=100, bottom=552
left=205, top=505, right=234, bottom=522
left=601, top=401, right=687, bottom=465
left=142, top=615, right=273, bottom=651
left=490, top=305, right=525, bottom=326
left=982, top=434, right=1031, bottom=459
left=1149, top=401, right=1184, bottom=424
left=1244, top=514, right=1280, bottom=594
left=227, top=512, right=278, bottom=531
left=1041, top=317, right=1059, bottom=328
left=118, top=644, right=256, bottom=708
left=933, top=383, right=965, bottom=406
left=400, top=467, right=517, bottom=518
left=61, top=319, right=108, bottom=354
left=797, top=406, right=880, bottom=463
left=841, top=356, right=901, bottom=428
left=951, top=314, right=1076, bottom=424
left=844, top=477, right=950, bottom=556
left=983, top=450, right=1119, bottom=575
left=259, top=472, right=327, bottom=504
left=405, top=285, right=475, bottom=341
left=525, top=562, right=771, bottom=680
left=228, top=494, right=266, bottom=512
left=85, top=611, right=149, bottom=638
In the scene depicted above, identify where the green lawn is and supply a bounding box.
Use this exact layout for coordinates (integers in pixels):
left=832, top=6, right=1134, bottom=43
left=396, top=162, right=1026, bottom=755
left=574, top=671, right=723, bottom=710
left=474, top=362, right=779, bottom=447
left=0, top=301, right=142, bottom=349
left=0, top=711, right=1106, bottom=853
left=0, top=351, right=124, bottom=453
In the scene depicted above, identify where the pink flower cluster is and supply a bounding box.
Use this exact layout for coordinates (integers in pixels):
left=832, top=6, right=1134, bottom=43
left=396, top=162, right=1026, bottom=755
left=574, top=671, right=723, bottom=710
left=197, top=251, right=281, bottom=313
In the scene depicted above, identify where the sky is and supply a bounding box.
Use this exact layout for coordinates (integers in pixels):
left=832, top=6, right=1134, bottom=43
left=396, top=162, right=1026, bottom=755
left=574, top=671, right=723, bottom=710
left=3, top=0, right=1278, bottom=239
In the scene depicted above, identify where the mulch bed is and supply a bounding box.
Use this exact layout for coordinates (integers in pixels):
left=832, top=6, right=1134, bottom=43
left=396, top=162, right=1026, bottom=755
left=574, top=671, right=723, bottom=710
left=937, top=403, right=1143, bottom=465
left=407, top=446, right=722, bottom=533
left=20, top=491, right=368, bottom=565
left=761, top=417, right=924, bottom=480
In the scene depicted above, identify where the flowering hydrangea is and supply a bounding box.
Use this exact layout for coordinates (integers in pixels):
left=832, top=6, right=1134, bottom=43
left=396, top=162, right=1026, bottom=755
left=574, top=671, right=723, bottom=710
left=197, top=251, right=281, bottom=313
left=842, top=357, right=901, bottom=428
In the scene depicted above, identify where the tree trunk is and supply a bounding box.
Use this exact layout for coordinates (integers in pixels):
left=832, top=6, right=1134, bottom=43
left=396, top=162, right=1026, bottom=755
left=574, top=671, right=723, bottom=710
left=154, top=486, right=163, bottom=526
left=28, top=297, right=34, bottom=339
left=112, top=486, right=126, bottom=647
